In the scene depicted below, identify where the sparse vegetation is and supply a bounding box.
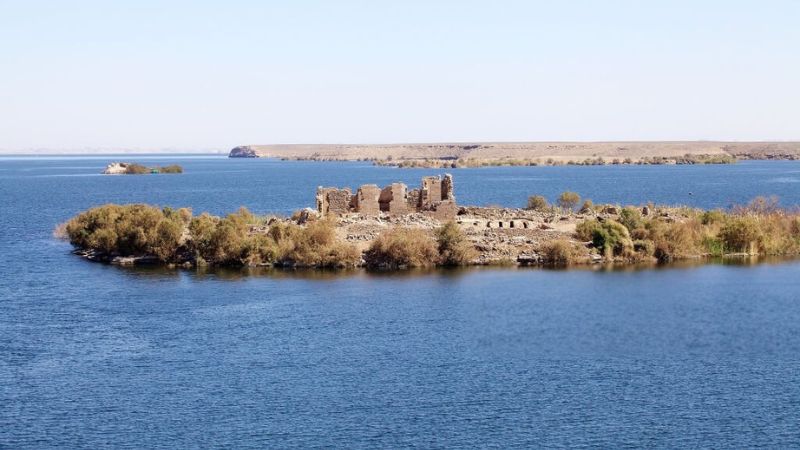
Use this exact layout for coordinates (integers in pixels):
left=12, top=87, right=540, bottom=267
left=527, top=195, right=549, bottom=211
left=123, top=164, right=149, bottom=174
left=371, top=153, right=737, bottom=168
left=557, top=191, right=581, bottom=211
left=119, top=163, right=183, bottom=174
left=159, top=165, right=184, bottom=174
left=574, top=196, right=800, bottom=262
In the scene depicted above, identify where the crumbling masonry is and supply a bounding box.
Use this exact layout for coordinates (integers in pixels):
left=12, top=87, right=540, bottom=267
left=316, top=174, right=457, bottom=220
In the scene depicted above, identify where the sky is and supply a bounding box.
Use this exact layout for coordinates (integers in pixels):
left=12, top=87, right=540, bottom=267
left=1, top=0, right=798, bottom=152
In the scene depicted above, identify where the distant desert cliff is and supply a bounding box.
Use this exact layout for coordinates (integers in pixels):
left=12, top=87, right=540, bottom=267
left=228, top=141, right=800, bottom=165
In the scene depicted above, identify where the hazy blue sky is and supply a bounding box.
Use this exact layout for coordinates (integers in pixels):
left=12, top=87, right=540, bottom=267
left=1, top=0, right=798, bottom=151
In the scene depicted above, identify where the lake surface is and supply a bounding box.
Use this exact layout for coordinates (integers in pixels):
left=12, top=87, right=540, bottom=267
left=2, top=156, right=800, bottom=447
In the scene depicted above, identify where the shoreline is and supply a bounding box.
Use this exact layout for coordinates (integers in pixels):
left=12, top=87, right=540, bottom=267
left=228, top=141, right=800, bottom=167
left=60, top=198, right=800, bottom=272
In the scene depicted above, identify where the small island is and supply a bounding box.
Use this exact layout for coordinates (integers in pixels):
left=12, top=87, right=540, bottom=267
left=59, top=175, right=800, bottom=270
left=102, top=162, right=183, bottom=175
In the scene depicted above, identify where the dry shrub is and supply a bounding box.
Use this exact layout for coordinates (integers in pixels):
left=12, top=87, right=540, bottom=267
left=151, top=218, right=183, bottom=261
left=719, top=216, right=762, bottom=254
left=435, top=221, right=477, bottom=266
left=365, top=228, right=438, bottom=268
left=540, top=239, right=578, bottom=266
left=583, top=220, right=633, bottom=258
left=280, top=219, right=360, bottom=267
left=619, top=206, right=643, bottom=233
left=633, top=239, right=655, bottom=258
left=649, top=218, right=705, bottom=262
left=575, top=219, right=600, bottom=241
left=527, top=195, right=549, bottom=211
left=557, top=191, right=581, bottom=211
left=65, top=204, right=183, bottom=261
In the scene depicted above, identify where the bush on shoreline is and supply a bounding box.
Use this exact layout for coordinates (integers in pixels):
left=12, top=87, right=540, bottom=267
left=364, top=228, right=439, bottom=268
left=435, top=221, right=478, bottom=266
left=365, top=221, right=478, bottom=268
left=540, top=240, right=580, bottom=266
left=574, top=197, right=800, bottom=262
left=122, top=163, right=183, bottom=174
left=66, top=204, right=360, bottom=268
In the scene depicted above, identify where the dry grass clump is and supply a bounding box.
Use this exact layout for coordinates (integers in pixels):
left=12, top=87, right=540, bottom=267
left=648, top=218, right=709, bottom=262
left=364, top=228, right=439, bottom=268
left=435, top=221, right=478, bottom=266
left=277, top=219, right=361, bottom=268
left=540, top=239, right=580, bottom=266
left=365, top=221, right=478, bottom=268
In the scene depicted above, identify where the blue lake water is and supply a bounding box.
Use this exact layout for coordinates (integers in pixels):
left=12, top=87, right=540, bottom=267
left=2, top=156, right=800, bottom=447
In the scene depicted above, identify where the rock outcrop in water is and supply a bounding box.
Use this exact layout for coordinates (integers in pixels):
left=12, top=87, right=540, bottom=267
left=228, top=146, right=259, bottom=158
left=102, top=162, right=129, bottom=174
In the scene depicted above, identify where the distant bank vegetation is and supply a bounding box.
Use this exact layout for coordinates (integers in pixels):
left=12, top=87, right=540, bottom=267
left=373, top=154, right=737, bottom=169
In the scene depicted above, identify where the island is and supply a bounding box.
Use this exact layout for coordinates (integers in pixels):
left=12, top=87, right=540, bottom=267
left=59, top=174, right=800, bottom=270
left=227, top=141, right=800, bottom=167
left=102, top=162, right=183, bottom=175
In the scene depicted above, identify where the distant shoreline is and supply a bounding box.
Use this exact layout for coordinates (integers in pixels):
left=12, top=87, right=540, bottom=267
left=228, top=141, right=800, bottom=167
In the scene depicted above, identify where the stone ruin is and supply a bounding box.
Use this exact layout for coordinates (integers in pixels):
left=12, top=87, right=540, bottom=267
left=316, top=174, right=457, bottom=220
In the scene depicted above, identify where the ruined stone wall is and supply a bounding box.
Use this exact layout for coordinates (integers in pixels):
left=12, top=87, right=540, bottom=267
left=316, top=187, right=352, bottom=216
left=406, top=189, right=421, bottom=211
left=354, top=184, right=381, bottom=215
left=421, top=176, right=443, bottom=207
left=317, top=174, right=456, bottom=218
left=379, top=183, right=409, bottom=215
left=442, top=174, right=454, bottom=201
left=426, top=200, right=458, bottom=220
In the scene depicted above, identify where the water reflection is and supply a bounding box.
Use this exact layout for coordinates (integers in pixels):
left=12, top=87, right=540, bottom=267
left=98, top=255, right=800, bottom=282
